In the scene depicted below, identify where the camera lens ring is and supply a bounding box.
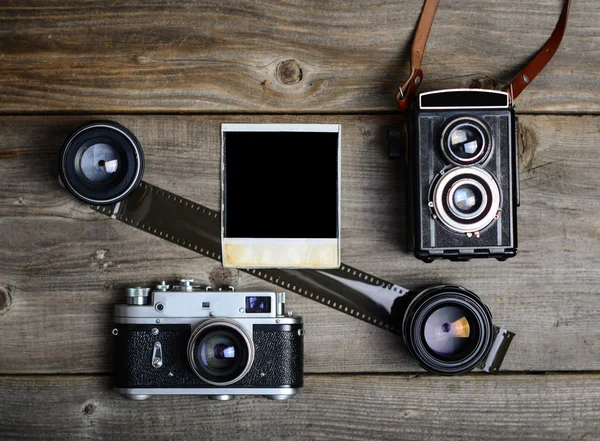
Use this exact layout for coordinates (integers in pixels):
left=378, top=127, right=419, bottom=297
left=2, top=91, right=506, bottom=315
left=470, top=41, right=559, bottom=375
left=431, top=167, right=501, bottom=234
left=402, top=285, right=494, bottom=375
left=59, top=121, right=144, bottom=205
left=187, top=318, right=254, bottom=386
left=440, top=116, right=493, bottom=166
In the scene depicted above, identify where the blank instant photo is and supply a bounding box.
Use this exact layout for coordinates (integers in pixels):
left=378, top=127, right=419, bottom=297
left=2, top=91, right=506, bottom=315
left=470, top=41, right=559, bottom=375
left=221, top=123, right=341, bottom=268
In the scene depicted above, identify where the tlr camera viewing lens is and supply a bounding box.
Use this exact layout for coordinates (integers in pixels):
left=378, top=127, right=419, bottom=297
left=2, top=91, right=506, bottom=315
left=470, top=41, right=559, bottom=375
left=440, top=117, right=492, bottom=165
left=403, top=286, right=494, bottom=375
left=188, top=319, right=254, bottom=386
left=59, top=121, right=144, bottom=205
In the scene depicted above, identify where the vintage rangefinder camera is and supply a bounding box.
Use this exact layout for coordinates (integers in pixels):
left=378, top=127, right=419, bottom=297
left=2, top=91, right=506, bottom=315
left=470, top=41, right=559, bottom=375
left=112, top=279, right=304, bottom=401
left=393, top=89, right=519, bottom=262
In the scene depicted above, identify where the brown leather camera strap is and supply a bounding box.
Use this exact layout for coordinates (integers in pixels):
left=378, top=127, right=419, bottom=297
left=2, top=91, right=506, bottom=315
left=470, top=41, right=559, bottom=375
left=396, top=0, right=439, bottom=111
left=502, top=0, right=571, bottom=101
left=396, top=0, right=571, bottom=110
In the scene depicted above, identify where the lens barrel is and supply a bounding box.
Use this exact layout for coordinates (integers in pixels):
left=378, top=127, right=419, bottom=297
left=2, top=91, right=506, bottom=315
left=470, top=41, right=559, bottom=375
left=187, top=319, right=254, bottom=386
left=402, top=285, right=494, bottom=375
left=59, top=121, right=144, bottom=205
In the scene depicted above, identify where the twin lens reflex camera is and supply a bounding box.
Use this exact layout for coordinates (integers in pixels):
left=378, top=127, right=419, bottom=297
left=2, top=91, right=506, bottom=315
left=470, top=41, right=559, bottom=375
left=392, top=89, right=520, bottom=262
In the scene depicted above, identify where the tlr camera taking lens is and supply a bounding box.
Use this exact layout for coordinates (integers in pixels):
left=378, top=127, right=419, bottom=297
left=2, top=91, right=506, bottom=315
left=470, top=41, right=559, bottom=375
left=112, top=280, right=303, bottom=401
left=403, top=90, right=519, bottom=262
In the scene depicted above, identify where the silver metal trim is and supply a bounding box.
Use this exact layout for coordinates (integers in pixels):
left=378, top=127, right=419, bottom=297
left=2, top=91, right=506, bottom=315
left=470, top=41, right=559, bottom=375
left=114, top=317, right=303, bottom=326
left=116, top=386, right=301, bottom=397
left=60, top=123, right=143, bottom=204
left=419, top=88, right=510, bottom=110
left=431, top=167, right=501, bottom=234
left=187, top=318, right=255, bottom=387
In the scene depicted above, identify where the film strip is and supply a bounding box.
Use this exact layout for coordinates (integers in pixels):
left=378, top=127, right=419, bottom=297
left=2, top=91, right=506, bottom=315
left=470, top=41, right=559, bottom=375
left=92, top=181, right=410, bottom=334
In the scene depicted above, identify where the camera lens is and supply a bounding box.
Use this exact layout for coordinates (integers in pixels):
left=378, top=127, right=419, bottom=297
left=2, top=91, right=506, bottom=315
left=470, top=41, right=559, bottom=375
left=431, top=167, right=500, bottom=234
left=403, top=285, right=494, bottom=375
left=59, top=121, right=144, bottom=205
left=188, top=319, right=254, bottom=386
left=78, top=143, right=122, bottom=184
left=423, top=305, right=479, bottom=360
left=451, top=184, right=481, bottom=214
left=199, top=334, right=238, bottom=371
left=440, top=117, right=492, bottom=165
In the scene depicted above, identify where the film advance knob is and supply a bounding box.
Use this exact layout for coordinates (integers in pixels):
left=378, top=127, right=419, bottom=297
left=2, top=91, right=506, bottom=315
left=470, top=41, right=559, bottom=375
left=127, top=287, right=151, bottom=305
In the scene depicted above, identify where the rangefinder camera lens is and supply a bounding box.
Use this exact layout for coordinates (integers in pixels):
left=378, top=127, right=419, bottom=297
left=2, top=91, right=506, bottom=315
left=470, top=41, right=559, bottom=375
left=188, top=319, right=254, bottom=386
left=59, top=121, right=144, bottom=205
left=403, top=286, right=494, bottom=375
left=440, top=116, right=493, bottom=166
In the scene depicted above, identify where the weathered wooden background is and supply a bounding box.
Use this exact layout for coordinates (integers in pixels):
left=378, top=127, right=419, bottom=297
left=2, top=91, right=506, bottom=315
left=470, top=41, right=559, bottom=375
left=0, top=1, right=599, bottom=440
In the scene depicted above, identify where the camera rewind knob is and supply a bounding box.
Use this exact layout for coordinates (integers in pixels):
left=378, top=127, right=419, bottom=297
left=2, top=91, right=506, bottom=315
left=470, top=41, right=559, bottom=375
left=179, top=279, right=194, bottom=292
left=126, top=287, right=150, bottom=305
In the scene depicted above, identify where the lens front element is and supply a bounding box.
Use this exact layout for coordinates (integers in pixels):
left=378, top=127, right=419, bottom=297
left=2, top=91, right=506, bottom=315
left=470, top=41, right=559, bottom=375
left=423, top=305, right=479, bottom=360
left=440, top=117, right=492, bottom=165
left=188, top=319, right=254, bottom=386
left=79, top=143, right=122, bottom=184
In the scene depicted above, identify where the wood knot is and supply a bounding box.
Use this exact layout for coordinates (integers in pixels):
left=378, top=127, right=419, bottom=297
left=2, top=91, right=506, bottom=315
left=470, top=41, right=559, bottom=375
left=83, top=403, right=96, bottom=415
left=209, top=267, right=238, bottom=289
left=277, top=60, right=303, bottom=84
left=0, top=286, right=12, bottom=314
left=469, top=76, right=495, bottom=90
left=518, top=122, right=538, bottom=169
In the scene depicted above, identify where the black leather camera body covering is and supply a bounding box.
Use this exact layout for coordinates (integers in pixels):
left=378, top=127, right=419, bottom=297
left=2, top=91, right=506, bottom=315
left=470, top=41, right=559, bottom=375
left=114, top=323, right=304, bottom=389
left=406, top=89, right=519, bottom=262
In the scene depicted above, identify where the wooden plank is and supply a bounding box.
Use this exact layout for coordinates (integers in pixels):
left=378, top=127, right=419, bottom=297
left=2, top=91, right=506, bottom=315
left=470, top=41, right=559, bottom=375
left=0, top=373, right=599, bottom=441
left=0, top=0, right=597, bottom=113
left=0, top=114, right=599, bottom=374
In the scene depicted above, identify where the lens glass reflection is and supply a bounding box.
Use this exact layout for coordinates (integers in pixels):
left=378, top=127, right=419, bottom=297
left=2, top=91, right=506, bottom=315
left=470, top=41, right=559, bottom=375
left=448, top=124, right=483, bottom=160
left=452, top=184, right=483, bottom=215
left=197, top=331, right=240, bottom=374
left=423, top=305, right=478, bottom=359
left=79, top=143, right=121, bottom=184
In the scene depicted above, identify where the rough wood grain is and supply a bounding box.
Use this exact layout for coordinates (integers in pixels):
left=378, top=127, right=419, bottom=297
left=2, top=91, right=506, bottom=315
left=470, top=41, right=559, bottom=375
left=0, top=374, right=599, bottom=441
left=0, top=114, right=598, bottom=374
left=0, top=0, right=598, bottom=113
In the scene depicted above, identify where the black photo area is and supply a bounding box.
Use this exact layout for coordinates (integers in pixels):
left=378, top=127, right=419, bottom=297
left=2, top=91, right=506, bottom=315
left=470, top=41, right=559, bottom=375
left=224, top=131, right=338, bottom=239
